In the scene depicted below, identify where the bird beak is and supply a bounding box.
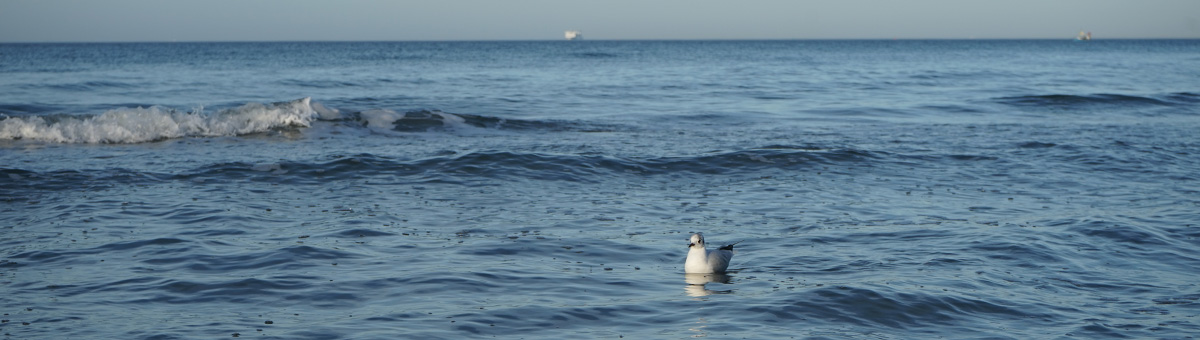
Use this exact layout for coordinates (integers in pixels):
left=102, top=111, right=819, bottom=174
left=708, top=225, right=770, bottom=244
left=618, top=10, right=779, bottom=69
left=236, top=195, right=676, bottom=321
left=688, top=242, right=696, bottom=248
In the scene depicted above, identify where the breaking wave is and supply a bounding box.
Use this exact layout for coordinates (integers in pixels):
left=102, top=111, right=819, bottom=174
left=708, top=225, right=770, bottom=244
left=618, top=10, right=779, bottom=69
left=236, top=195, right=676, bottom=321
left=0, top=98, right=319, bottom=143
left=350, top=109, right=603, bottom=133
left=0, top=98, right=607, bottom=144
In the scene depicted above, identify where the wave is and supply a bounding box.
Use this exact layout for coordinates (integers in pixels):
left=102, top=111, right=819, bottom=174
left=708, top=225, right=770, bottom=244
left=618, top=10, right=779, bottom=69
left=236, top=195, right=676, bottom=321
left=0, top=98, right=614, bottom=143
left=278, top=79, right=364, bottom=89
left=312, top=147, right=871, bottom=182
left=2, top=147, right=880, bottom=192
left=0, top=98, right=319, bottom=143
left=25, top=80, right=140, bottom=92
left=1165, top=92, right=1200, bottom=103
left=0, top=103, right=61, bottom=115
left=350, top=109, right=601, bottom=133
left=994, top=93, right=1184, bottom=108
left=740, top=286, right=1041, bottom=330
left=570, top=52, right=622, bottom=59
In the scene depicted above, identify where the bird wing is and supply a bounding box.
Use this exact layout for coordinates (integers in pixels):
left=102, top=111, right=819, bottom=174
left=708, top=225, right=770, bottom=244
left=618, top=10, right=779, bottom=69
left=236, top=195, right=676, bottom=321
left=718, top=240, right=741, bottom=251
left=707, top=248, right=734, bottom=273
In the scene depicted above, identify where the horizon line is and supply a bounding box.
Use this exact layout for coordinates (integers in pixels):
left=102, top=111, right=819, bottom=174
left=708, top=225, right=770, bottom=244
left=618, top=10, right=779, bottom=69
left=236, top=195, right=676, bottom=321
left=3, top=37, right=1199, bottom=44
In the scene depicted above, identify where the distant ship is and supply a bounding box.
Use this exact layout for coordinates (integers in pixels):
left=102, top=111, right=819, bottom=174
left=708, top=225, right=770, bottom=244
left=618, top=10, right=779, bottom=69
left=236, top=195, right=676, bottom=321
left=1076, top=30, right=1092, bottom=41
left=565, top=30, right=582, bottom=40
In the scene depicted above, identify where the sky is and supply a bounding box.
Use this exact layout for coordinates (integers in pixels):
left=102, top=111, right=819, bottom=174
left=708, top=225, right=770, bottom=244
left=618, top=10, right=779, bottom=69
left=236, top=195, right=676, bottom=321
left=1, top=0, right=1198, bottom=42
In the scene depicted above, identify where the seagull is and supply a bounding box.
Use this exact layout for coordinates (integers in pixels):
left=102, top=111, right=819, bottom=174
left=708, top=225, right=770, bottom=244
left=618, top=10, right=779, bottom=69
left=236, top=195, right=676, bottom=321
left=685, top=233, right=739, bottom=274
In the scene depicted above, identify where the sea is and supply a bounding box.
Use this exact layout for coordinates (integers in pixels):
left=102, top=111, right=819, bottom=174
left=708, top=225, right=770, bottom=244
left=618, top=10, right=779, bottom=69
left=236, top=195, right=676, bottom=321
left=2, top=40, right=1199, bottom=339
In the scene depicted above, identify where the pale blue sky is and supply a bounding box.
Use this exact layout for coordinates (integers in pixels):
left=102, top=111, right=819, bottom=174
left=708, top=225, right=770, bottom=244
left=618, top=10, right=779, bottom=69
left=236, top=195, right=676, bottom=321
left=2, top=0, right=1198, bottom=42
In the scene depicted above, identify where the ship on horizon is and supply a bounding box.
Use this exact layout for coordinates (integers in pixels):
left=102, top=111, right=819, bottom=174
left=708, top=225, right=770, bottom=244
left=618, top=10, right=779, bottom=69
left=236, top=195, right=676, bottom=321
left=565, top=30, right=582, bottom=40
left=1076, top=30, right=1092, bottom=41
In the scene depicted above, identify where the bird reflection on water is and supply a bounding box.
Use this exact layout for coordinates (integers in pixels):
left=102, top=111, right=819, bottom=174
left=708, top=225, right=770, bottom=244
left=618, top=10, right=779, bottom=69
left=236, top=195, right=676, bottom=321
left=684, top=273, right=734, bottom=297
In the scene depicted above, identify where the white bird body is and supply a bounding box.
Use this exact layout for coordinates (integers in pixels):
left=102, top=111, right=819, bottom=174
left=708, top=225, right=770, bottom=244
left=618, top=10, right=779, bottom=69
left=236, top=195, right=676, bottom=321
left=685, top=233, right=737, bottom=274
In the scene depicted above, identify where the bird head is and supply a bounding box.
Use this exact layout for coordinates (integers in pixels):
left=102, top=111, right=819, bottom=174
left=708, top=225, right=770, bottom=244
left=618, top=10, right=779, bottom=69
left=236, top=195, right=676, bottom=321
left=688, top=233, right=705, bottom=248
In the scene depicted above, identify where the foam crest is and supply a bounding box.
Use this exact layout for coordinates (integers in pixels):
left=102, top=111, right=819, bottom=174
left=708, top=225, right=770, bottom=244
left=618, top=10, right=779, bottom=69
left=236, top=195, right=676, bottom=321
left=358, top=109, right=473, bottom=132
left=359, top=109, right=404, bottom=131
left=311, top=101, right=343, bottom=120
left=0, top=98, right=317, bottom=144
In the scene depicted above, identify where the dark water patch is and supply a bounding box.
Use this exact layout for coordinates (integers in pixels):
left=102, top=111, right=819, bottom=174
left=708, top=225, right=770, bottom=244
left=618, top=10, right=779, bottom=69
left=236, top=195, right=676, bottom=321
left=945, top=154, right=1000, bottom=162
left=362, top=313, right=422, bottom=321
left=447, top=303, right=659, bottom=336
left=0, top=168, right=44, bottom=200
left=412, top=151, right=642, bottom=182
left=908, top=69, right=1022, bottom=82
left=9, top=238, right=191, bottom=265
left=177, top=228, right=247, bottom=237
left=323, top=228, right=396, bottom=238
left=296, top=148, right=865, bottom=183
left=282, top=154, right=401, bottom=180
left=1042, top=276, right=1156, bottom=294
left=339, top=94, right=421, bottom=107
left=644, top=146, right=877, bottom=175
left=404, top=276, right=501, bottom=295
left=8, top=250, right=98, bottom=264
left=1, top=168, right=146, bottom=193
left=1071, top=223, right=1173, bottom=247
left=1067, top=322, right=1134, bottom=339
left=801, top=107, right=921, bottom=120
left=815, top=259, right=895, bottom=273
left=459, top=237, right=661, bottom=264
left=1018, top=141, right=1058, bottom=148
left=0, top=259, right=20, bottom=269
left=338, top=272, right=563, bottom=307
left=155, top=207, right=234, bottom=225
left=1165, top=92, right=1200, bottom=103
left=173, top=162, right=279, bottom=182
left=278, top=79, right=363, bottom=89
left=0, top=103, right=60, bottom=115
left=570, top=52, right=623, bottom=59
left=1057, top=152, right=1156, bottom=175
left=50, top=277, right=165, bottom=298
left=346, top=50, right=433, bottom=62
left=969, top=240, right=1064, bottom=267
left=97, top=237, right=189, bottom=251
left=373, top=109, right=604, bottom=132
left=921, top=257, right=985, bottom=268
left=917, top=104, right=988, bottom=115
left=803, top=228, right=959, bottom=250
left=335, top=107, right=622, bottom=132
left=235, top=152, right=627, bottom=184
left=9, top=145, right=885, bottom=188
left=154, top=277, right=310, bottom=302
left=456, top=112, right=604, bottom=132
left=30, top=80, right=139, bottom=92
left=995, top=93, right=1183, bottom=109
left=0, top=168, right=39, bottom=179
left=1153, top=295, right=1200, bottom=305
left=742, top=286, right=1042, bottom=332
left=141, top=245, right=361, bottom=272
left=390, top=110, right=460, bottom=132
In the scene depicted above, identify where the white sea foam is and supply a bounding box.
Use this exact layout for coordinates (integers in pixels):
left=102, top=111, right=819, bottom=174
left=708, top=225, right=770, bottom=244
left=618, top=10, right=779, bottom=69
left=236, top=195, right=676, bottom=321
left=251, top=163, right=287, bottom=175
left=359, top=109, right=404, bottom=131
left=250, top=163, right=281, bottom=172
left=312, top=101, right=343, bottom=120
left=437, top=111, right=467, bottom=128
left=0, top=98, right=318, bottom=144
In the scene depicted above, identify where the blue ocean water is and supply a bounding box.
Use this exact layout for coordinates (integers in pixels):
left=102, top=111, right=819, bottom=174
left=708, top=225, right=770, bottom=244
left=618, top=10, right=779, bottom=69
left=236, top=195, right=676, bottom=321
left=2, top=40, right=1199, bottom=339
